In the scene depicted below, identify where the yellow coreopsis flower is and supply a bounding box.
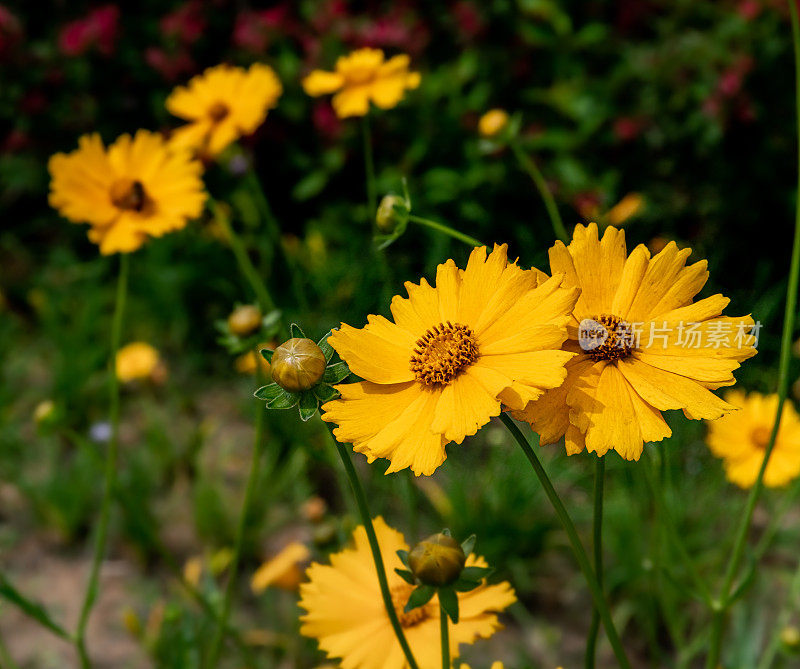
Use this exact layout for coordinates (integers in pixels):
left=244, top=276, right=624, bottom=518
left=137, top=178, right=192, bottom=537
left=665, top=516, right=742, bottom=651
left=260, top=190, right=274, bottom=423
left=514, top=223, right=757, bottom=460
left=478, top=109, right=509, bottom=138
left=302, top=48, right=420, bottom=119
left=48, top=131, right=206, bottom=255
left=166, top=63, right=282, bottom=157
left=706, top=391, right=800, bottom=488
left=299, top=518, right=516, bottom=669
left=251, top=541, right=311, bottom=593
left=321, top=244, right=579, bottom=475
left=116, top=342, right=163, bottom=383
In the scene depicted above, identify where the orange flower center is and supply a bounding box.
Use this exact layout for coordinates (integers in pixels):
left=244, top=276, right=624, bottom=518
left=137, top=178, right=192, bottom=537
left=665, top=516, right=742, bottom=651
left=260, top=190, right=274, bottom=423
left=391, top=583, right=431, bottom=628
left=410, top=322, right=479, bottom=386
left=110, top=178, right=148, bottom=213
left=581, top=314, right=635, bottom=362
left=208, top=101, right=230, bottom=123
left=751, top=426, right=772, bottom=450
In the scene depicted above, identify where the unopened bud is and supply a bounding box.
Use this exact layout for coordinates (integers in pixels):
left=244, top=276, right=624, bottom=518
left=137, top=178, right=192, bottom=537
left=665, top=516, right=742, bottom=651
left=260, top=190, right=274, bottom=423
left=478, top=109, right=509, bottom=138
left=781, top=625, right=800, bottom=650
left=376, top=194, right=409, bottom=234
left=271, top=338, right=326, bottom=392
left=228, top=304, right=262, bottom=336
left=34, top=400, right=56, bottom=425
left=408, top=533, right=466, bottom=587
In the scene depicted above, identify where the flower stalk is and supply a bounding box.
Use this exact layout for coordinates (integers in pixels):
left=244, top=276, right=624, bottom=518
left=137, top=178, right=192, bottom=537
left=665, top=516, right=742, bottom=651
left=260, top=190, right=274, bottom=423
left=440, top=603, right=450, bottom=669
left=407, top=214, right=484, bottom=248
left=75, top=252, right=130, bottom=668
left=705, top=3, right=800, bottom=665
left=585, top=456, right=605, bottom=669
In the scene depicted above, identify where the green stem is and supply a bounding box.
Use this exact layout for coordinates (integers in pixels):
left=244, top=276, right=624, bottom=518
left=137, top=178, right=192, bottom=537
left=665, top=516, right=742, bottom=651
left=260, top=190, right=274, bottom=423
left=75, top=253, right=129, bottom=668
left=706, top=3, right=800, bottom=665
left=205, top=384, right=267, bottom=667
left=509, top=138, right=569, bottom=244
left=499, top=415, right=632, bottom=669
left=440, top=603, right=450, bottom=669
left=407, top=215, right=484, bottom=248
left=211, top=201, right=276, bottom=314
left=585, top=456, right=605, bottom=669
left=757, top=555, right=800, bottom=669
left=362, top=116, right=377, bottom=219
left=323, top=423, right=419, bottom=669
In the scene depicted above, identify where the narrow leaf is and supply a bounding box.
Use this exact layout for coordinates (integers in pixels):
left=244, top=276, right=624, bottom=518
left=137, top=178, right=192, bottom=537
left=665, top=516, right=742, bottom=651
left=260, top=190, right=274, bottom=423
left=259, top=348, right=274, bottom=362
left=404, top=585, right=435, bottom=612
left=439, top=587, right=459, bottom=623
left=267, top=388, right=300, bottom=409
left=323, top=362, right=350, bottom=384
left=394, top=568, right=416, bottom=585
left=0, top=574, right=71, bottom=640
left=452, top=578, right=481, bottom=592
left=298, top=392, right=319, bottom=422
left=290, top=323, right=306, bottom=339
left=317, top=330, right=336, bottom=363
left=254, top=383, right=282, bottom=401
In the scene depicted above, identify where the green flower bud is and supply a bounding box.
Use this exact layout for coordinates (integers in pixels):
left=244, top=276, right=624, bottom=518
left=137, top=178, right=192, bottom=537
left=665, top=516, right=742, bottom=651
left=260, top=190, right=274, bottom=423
left=271, top=338, right=326, bottom=392
left=408, top=533, right=466, bottom=587
left=228, top=304, right=262, bottom=336
left=376, top=194, right=410, bottom=234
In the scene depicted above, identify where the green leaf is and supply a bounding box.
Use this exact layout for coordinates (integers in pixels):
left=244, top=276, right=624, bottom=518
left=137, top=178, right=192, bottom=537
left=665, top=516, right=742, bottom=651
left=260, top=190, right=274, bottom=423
left=460, top=566, right=493, bottom=581
left=254, top=383, right=282, bottom=402
left=460, top=534, right=476, bottom=556
left=259, top=348, right=274, bottom=362
left=267, top=388, right=300, bottom=409
left=313, top=383, right=339, bottom=403
left=396, top=549, right=410, bottom=567
left=323, top=362, right=350, bottom=384
left=394, top=568, right=416, bottom=585
left=452, top=578, right=481, bottom=592
left=290, top=323, right=306, bottom=339
left=298, top=391, right=319, bottom=422
left=438, top=586, right=459, bottom=623
left=404, top=585, right=435, bottom=613
left=0, top=574, right=71, bottom=640
left=317, top=330, right=336, bottom=362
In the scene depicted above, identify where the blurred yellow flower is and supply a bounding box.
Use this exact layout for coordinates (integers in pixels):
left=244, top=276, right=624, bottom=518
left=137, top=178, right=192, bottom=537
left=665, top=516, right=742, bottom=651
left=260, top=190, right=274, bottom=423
left=228, top=304, right=262, bottom=336
left=299, top=517, right=516, bottom=669
left=48, top=131, right=206, bottom=255
left=33, top=400, right=56, bottom=424
left=514, top=223, right=757, bottom=460
left=251, top=541, right=311, bottom=593
left=183, top=556, right=203, bottom=587
left=706, top=390, right=800, bottom=488
left=116, top=342, right=163, bottom=383
left=235, top=342, right=273, bottom=376
left=322, top=244, right=578, bottom=476
left=302, top=48, right=420, bottom=119
left=606, top=192, right=645, bottom=226
left=478, top=109, right=509, bottom=138
left=167, top=63, right=282, bottom=157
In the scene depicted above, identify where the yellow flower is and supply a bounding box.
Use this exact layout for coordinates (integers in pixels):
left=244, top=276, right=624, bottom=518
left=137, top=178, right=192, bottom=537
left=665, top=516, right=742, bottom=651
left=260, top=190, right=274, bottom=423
left=235, top=342, right=273, bottom=376
left=251, top=541, right=311, bottom=593
left=48, top=131, right=206, bottom=255
left=606, top=192, right=645, bottom=226
left=513, top=223, right=757, bottom=460
left=116, top=342, right=162, bottom=383
left=478, top=109, right=509, bottom=138
left=299, top=518, right=516, bottom=669
left=706, top=391, right=800, bottom=488
left=321, top=244, right=579, bottom=475
left=302, top=48, right=420, bottom=119
left=183, top=556, right=203, bottom=587
left=167, top=63, right=282, bottom=157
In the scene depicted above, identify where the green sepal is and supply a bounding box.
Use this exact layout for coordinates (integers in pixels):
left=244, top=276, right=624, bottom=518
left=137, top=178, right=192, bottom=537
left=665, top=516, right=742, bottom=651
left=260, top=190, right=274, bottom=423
left=404, top=585, right=435, bottom=613
left=313, top=383, right=339, bottom=403
left=452, top=578, right=481, bottom=592
left=261, top=310, right=282, bottom=333
left=394, top=568, right=416, bottom=585
left=323, top=362, right=350, bottom=384
left=438, top=586, right=459, bottom=623
left=317, top=330, right=336, bottom=363
left=441, top=528, right=451, bottom=537
left=254, top=383, right=282, bottom=402
left=267, top=387, right=300, bottom=409
left=460, top=566, right=493, bottom=581
left=260, top=348, right=274, bottom=362
left=396, top=549, right=410, bottom=567
left=290, top=323, right=306, bottom=339
left=460, top=534, right=476, bottom=556
left=298, top=391, right=319, bottom=422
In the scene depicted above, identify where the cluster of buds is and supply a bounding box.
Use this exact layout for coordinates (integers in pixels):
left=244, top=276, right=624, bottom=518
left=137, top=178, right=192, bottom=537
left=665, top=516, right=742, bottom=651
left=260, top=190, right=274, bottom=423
left=254, top=324, right=350, bottom=422
left=395, top=530, right=492, bottom=623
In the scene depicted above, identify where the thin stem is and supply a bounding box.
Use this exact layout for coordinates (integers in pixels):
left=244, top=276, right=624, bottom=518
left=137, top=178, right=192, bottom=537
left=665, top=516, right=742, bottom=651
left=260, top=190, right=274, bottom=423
left=440, top=603, right=450, bottom=669
left=585, top=456, right=605, bottom=669
left=407, top=215, right=484, bottom=248
left=323, top=423, right=419, bottom=669
left=757, top=555, right=800, bottom=669
left=499, top=415, right=632, bottom=669
left=362, top=116, right=377, bottom=219
left=706, top=2, right=800, bottom=664
left=75, top=253, right=129, bottom=668
left=205, top=381, right=267, bottom=667
left=211, top=200, right=276, bottom=314
left=509, top=138, right=569, bottom=244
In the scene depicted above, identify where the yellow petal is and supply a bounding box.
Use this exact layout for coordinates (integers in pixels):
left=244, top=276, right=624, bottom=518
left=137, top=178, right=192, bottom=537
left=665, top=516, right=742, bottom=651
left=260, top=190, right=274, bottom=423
left=328, top=321, right=414, bottom=384
left=302, top=70, right=345, bottom=96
